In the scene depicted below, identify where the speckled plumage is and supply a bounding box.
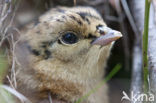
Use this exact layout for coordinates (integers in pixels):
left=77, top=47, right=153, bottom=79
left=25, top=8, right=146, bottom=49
left=14, top=6, right=122, bottom=103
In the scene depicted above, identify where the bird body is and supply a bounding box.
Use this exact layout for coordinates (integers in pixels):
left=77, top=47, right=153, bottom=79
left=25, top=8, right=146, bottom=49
left=14, top=6, right=122, bottom=103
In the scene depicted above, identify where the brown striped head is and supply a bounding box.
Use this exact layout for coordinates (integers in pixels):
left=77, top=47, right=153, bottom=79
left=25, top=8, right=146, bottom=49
left=17, top=6, right=122, bottom=102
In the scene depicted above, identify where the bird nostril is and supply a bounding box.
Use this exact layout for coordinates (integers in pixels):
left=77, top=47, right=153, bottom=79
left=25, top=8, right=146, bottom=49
left=99, top=29, right=105, bottom=35
left=96, top=24, right=106, bottom=35
left=97, top=26, right=113, bottom=35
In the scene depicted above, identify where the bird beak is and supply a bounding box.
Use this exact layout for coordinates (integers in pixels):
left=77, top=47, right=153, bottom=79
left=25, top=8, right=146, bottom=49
left=91, top=26, right=122, bottom=46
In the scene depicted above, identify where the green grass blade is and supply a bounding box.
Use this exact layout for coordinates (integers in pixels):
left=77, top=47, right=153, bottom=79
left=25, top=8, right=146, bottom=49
left=143, top=0, right=151, bottom=93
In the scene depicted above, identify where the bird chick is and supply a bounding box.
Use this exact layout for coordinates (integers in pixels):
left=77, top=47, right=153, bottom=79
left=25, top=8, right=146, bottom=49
left=14, top=6, right=122, bottom=103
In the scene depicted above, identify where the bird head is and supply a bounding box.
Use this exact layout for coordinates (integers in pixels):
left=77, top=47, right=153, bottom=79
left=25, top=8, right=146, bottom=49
left=16, top=6, right=122, bottom=101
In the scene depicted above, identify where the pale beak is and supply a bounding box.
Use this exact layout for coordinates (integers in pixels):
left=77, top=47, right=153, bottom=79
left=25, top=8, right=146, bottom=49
left=92, top=26, right=122, bottom=46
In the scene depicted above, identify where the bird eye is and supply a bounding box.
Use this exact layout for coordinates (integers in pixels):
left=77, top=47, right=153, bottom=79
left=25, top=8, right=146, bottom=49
left=61, top=32, right=78, bottom=44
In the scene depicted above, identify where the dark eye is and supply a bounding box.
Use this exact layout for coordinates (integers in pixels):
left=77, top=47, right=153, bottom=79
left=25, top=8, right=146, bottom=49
left=61, top=32, right=78, bottom=44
